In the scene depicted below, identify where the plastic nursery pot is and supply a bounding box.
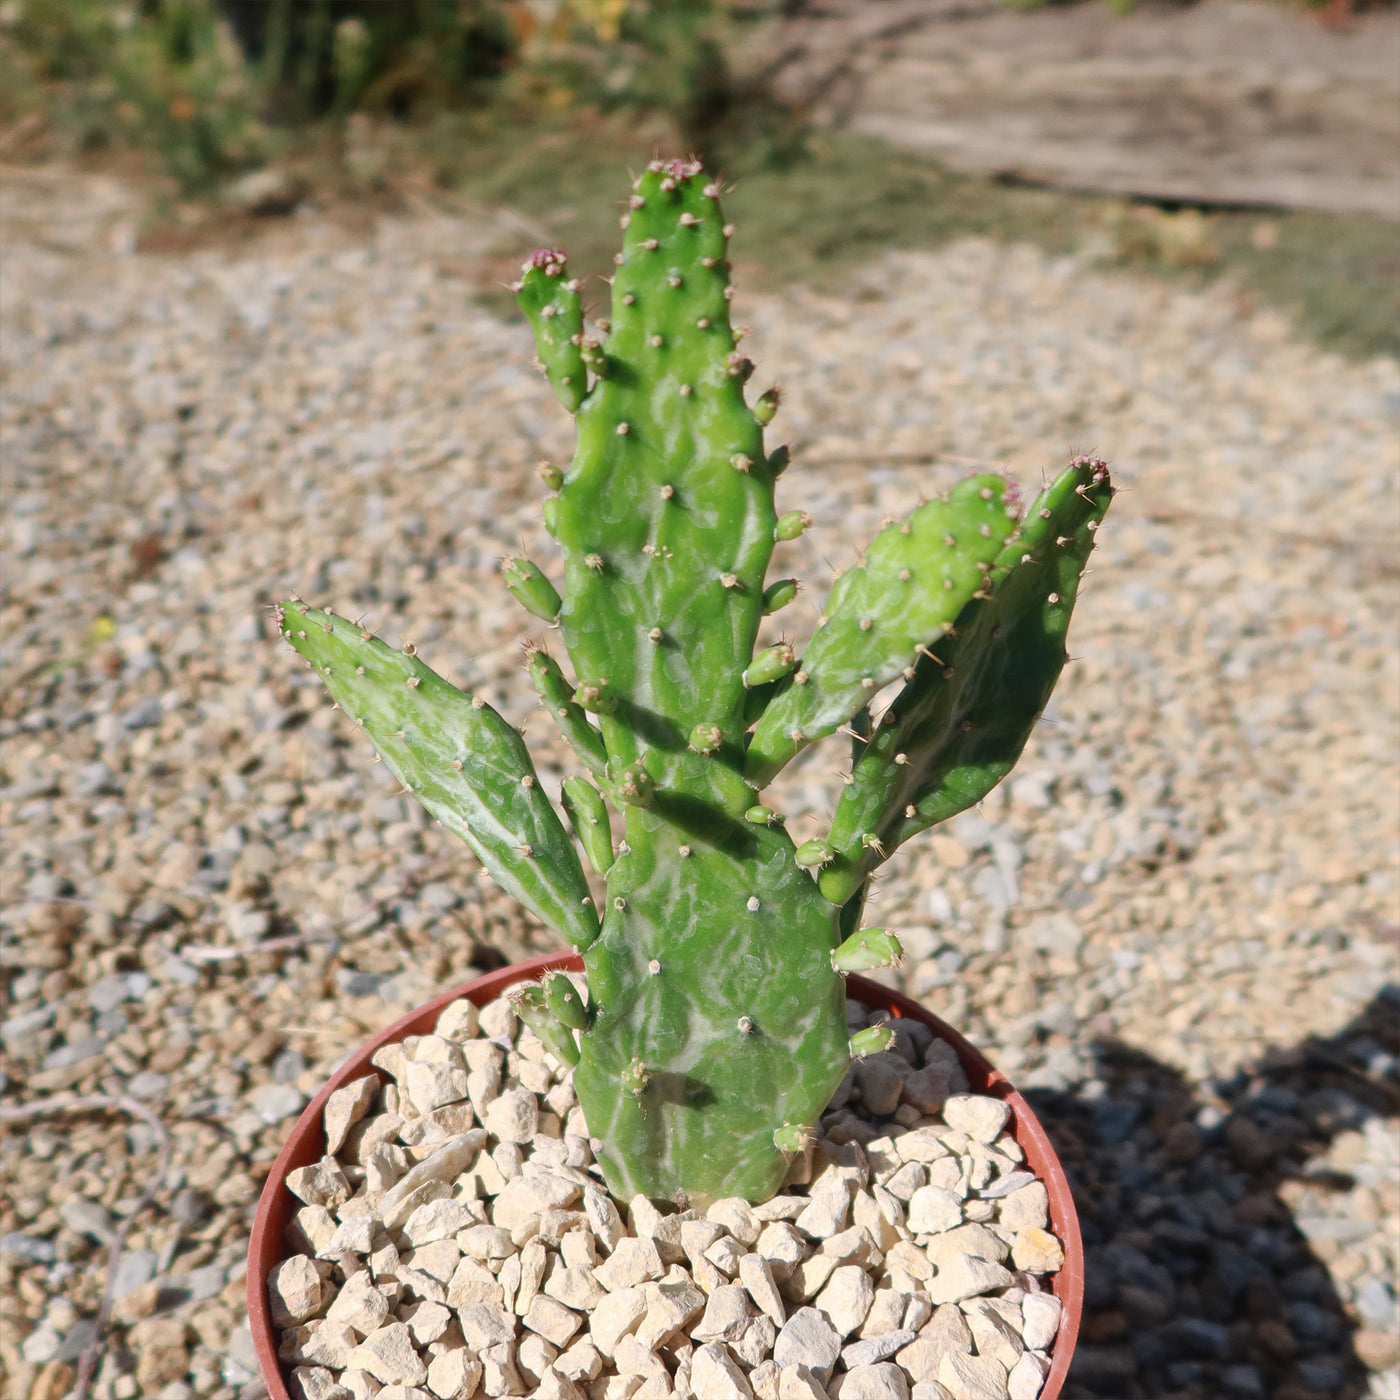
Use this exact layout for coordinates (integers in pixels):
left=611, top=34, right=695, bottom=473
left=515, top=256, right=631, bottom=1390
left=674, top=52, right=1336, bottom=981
left=249, top=953, right=1085, bottom=1400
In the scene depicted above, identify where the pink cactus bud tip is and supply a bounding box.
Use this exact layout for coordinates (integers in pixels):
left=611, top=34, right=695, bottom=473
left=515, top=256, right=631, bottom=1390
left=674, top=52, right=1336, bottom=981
left=525, top=249, right=568, bottom=276
left=661, top=158, right=703, bottom=181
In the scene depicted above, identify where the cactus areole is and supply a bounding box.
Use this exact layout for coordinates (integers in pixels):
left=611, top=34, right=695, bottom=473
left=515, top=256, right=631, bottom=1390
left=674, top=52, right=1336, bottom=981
left=277, top=159, right=1113, bottom=1207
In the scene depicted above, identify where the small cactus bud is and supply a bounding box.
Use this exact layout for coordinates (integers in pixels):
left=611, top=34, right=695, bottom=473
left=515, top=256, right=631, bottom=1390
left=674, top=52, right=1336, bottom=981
left=773, top=1122, right=813, bottom=1155
left=537, top=460, right=563, bottom=490
left=611, top=764, right=655, bottom=808
left=767, top=445, right=790, bottom=476
left=774, top=510, right=811, bottom=543
left=831, top=928, right=905, bottom=973
left=850, top=1025, right=895, bottom=1058
left=744, top=805, right=783, bottom=826
left=689, top=722, right=724, bottom=755
left=753, top=387, right=780, bottom=426
left=511, top=984, right=581, bottom=1067
left=623, top=1058, right=650, bottom=1096
left=743, top=642, right=797, bottom=687
left=761, top=579, right=798, bottom=614
left=501, top=556, right=561, bottom=623
left=793, top=838, right=836, bottom=868
left=543, top=970, right=592, bottom=1030
left=575, top=682, right=615, bottom=715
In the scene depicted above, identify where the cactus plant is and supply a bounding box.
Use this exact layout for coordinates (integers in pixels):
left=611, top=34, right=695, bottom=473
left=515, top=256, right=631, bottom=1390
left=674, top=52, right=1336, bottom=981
left=277, top=158, right=1112, bottom=1207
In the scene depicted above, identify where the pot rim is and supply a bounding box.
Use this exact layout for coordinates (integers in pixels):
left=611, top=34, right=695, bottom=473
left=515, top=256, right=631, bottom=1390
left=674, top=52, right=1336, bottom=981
left=248, top=952, right=1083, bottom=1399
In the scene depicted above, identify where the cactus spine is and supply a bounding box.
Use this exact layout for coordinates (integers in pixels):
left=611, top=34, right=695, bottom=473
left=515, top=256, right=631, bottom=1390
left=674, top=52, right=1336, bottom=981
left=278, top=159, right=1112, bottom=1206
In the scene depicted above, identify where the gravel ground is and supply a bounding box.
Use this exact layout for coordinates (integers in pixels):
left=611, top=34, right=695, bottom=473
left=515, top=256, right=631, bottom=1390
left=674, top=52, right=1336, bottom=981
left=1, top=166, right=1396, bottom=1400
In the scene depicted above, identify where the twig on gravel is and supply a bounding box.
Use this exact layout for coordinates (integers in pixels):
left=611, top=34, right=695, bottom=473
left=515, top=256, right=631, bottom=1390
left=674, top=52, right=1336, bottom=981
left=0, top=1093, right=172, bottom=1400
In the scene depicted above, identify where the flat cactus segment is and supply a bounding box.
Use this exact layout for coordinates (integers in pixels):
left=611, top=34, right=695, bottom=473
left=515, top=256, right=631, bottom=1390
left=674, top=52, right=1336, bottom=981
left=818, top=458, right=1113, bottom=905
left=276, top=602, right=599, bottom=951
left=573, top=809, right=849, bottom=1203
left=544, top=163, right=774, bottom=800
left=525, top=646, right=608, bottom=779
left=745, top=475, right=1020, bottom=786
left=516, top=250, right=587, bottom=413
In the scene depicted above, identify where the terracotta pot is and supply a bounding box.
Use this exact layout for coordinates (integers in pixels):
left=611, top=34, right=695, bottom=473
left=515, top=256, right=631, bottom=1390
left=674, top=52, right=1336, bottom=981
left=248, top=953, right=1084, bottom=1399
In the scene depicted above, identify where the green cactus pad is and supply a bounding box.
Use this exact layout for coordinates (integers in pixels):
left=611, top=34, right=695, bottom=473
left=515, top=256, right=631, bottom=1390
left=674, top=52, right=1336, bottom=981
left=574, top=812, right=848, bottom=1203
left=818, top=458, right=1113, bottom=905
left=276, top=602, right=598, bottom=951
left=544, top=162, right=775, bottom=797
left=746, top=475, right=1020, bottom=786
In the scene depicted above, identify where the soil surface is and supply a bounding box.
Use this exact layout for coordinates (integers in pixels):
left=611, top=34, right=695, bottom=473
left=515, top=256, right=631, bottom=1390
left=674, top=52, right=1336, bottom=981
left=753, top=0, right=1400, bottom=219
left=0, top=154, right=1396, bottom=1400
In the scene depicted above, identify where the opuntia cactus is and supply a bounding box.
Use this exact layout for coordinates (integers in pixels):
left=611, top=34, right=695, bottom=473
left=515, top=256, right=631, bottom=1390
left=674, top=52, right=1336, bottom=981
left=277, top=158, right=1112, bottom=1206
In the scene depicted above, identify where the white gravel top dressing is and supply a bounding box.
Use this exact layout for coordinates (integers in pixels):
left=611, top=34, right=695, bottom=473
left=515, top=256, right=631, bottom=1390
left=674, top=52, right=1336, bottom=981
left=270, top=988, right=1065, bottom=1400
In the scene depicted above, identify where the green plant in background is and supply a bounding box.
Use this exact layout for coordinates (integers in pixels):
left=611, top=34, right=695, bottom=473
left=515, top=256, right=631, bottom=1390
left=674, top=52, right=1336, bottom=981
left=0, top=0, right=788, bottom=190
left=279, top=161, right=1112, bottom=1205
left=0, top=0, right=271, bottom=189
left=0, top=0, right=518, bottom=191
left=524, top=0, right=796, bottom=165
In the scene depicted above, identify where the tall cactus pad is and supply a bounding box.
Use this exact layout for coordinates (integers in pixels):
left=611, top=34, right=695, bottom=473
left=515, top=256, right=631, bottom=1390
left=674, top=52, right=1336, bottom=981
left=281, top=159, right=1111, bottom=1208
left=276, top=604, right=598, bottom=952
left=541, top=160, right=774, bottom=795
left=818, top=459, right=1113, bottom=906
left=573, top=821, right=849, bottom=1202
left=745, top=476, right=1021, bottom=786
left=517, top=159, right=848, bottom=1202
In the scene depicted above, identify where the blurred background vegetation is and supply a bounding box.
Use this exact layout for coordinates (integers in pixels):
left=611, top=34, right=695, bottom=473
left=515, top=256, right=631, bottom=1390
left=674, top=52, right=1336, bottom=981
left=0, top=0, right=802, bottom=187
left=0, top=0, right=1395, bottom=360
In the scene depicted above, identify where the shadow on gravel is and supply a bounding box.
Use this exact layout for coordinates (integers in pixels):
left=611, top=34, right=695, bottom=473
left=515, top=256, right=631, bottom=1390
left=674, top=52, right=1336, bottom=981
left=1026, top=987, right=1400, bottom=1400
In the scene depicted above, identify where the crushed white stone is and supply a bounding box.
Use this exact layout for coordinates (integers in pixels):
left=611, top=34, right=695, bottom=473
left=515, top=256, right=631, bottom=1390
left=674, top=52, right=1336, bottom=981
left=268, top=995, right=1066, bottom=1400
left=268, top=1255, right=326, bottom=1328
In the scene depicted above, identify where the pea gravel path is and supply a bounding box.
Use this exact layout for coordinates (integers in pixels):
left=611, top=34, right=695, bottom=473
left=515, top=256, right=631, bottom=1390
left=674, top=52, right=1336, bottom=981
left=1, top=168, right=1396, bottom=1400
